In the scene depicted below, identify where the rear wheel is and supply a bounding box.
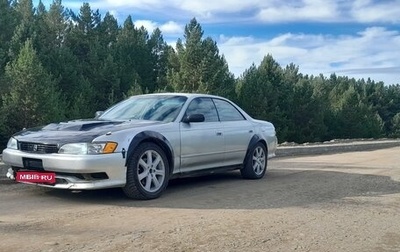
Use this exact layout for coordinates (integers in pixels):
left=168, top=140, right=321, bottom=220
left=241, top=142, right=267, bottom=179
left=123, top=142, right=169, bottom=200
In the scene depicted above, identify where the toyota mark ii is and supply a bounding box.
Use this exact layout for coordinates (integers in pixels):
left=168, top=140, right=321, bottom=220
left=2, top=93, right=277, bottom=199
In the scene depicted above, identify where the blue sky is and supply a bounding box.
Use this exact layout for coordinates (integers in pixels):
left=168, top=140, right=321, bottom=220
left=35, top=0, right=400, bottom=85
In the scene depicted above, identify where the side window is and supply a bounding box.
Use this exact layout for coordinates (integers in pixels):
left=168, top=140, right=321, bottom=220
left=213, top=99, right=246, bottom=121
left=185, top=98, right=219, bottom=122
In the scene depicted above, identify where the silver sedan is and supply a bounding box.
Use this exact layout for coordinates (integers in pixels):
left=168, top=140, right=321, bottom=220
left=2, top=93, right=277, bottom=199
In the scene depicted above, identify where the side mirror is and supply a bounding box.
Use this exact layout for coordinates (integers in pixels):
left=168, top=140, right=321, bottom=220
left=182, top=114, right=205, bottom=123
left=95, top=111, right=104, bottom=119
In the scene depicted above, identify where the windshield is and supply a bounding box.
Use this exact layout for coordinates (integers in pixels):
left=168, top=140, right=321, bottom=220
left=99, top=95, right=187, bottom=122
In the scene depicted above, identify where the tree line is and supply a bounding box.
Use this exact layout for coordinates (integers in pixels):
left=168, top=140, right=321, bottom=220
left=1, top=0, right=400, bottom=151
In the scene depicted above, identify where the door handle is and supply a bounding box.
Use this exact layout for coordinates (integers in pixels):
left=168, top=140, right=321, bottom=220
left=216, top=132, right=223, bottom=136
left=249, top=130, right=253, bottom=133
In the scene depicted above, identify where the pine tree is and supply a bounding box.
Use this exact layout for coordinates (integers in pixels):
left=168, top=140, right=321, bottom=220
left=283, top=65, right=327, bottom=143
left=237, top=55, right=290, bottom=140
left=0, top=40, right=65, bottom=138
left=168, top=18, right=235, bottom=96
left=114, top=16, right=153, bottom=95
left=8, top=0, right=35, bottom=60
left=148, top=28, right=172, bottom=92
left=0, top=0, right=18, bottom=78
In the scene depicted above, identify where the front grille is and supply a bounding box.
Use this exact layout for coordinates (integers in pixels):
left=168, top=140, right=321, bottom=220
left=19, top=142, right=59, bottom=154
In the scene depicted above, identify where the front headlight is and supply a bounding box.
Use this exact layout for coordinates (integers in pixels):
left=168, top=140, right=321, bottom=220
left=58, top=142, right=118, bottom=155
left=7, top=137, right=18, bottom=150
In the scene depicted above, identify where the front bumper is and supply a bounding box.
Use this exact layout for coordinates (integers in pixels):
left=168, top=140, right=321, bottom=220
left=2, top=148, right=127, bottom=190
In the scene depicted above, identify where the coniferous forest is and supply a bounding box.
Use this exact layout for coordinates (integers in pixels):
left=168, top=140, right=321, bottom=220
left=1, top=0, right=400, bottom=151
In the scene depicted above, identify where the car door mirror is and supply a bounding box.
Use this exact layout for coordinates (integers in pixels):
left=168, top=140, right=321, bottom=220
left=182, top=114, right=205, bottom=123
left=95, top=111, right=104, bottom=119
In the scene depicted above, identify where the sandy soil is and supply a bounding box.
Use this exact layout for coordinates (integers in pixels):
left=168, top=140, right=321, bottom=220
left=1, top=147, right=400, bottom=252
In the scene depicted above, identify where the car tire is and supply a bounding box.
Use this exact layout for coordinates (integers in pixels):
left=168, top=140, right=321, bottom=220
left=241, top=142, right=267, bottom=179
left=123, top=142, right=169, bottom=200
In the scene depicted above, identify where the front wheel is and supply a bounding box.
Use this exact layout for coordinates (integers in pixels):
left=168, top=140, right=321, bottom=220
left=241, top=142, right=267, bottom=179
left=123, top=142, right=169, bottom=200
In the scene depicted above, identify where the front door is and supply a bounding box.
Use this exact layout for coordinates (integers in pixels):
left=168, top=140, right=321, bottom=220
left=180, top=97, right=224, bottom=172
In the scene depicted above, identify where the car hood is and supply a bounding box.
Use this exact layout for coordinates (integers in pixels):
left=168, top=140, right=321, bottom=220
left=12, top=119, right=164, bottom=145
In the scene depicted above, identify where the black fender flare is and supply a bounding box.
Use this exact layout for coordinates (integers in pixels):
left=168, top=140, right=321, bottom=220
left=243, top=135, right=268, bottom=166
left=125, top=131, right=174, bottom=175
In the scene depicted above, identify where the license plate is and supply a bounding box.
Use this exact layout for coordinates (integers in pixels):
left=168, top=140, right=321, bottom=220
left=16, top=171, right=56, bottom=184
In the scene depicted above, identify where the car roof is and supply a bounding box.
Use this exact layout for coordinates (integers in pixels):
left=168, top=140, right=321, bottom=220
left=132, top=93, right=225, bottom=100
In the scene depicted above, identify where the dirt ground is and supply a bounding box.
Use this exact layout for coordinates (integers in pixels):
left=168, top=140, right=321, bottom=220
left=1, top=147, right=400, bottom=252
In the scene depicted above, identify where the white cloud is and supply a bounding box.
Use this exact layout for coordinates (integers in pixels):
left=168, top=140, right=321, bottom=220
left=58, top=0, right=400, bottom=24
left=178, top=0, right=264, bottom=18
left=93, top=0, right=343, bottom=22
left=133, top=20, right=183, bottom=35
left=160, top=21, right=183, bottom=35
left=219, top=27, right=400, bottom=84
left=103, top=0, right=265, bottom=15
left=105, top=0, right=161, bottom=8
left=134, top=20, right=157, bottom=32
left=351, top=0, right=400, bottom=23
left=257, top=0, right=339, bottom=23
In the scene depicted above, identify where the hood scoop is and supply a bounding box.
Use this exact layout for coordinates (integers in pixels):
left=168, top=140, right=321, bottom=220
left=42, top=120, right=123, bottom=132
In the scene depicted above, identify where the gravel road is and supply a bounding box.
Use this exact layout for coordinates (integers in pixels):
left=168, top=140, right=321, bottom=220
left=1, top=146, right=400, bottom=252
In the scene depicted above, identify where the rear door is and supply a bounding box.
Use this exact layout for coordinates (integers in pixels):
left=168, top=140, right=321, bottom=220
left=213, top=98, right=254, bottom=166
